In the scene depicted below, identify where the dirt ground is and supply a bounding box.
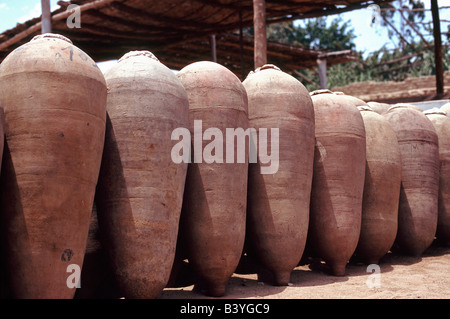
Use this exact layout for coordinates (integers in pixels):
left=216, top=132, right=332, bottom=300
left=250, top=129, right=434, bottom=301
left=160, top=242, right=450, bottom=299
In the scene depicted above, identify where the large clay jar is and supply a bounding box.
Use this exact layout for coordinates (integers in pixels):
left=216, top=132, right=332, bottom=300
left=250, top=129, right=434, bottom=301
left=424, top=109, right=450, bottom=246
left=308, top=90, right=366, bottom=276
left=242, top=64, right=314, bottom=285
left=383, top=105, right=439, bottom=255
left=0, top=34, right=106, bottom=298
left=177, top=61, right=248, bottom=297
left=95, top=51, right=189, bottom=299
left=354, top=106, right=402, bottom=264
left=367, top=101, right=392, bottom=115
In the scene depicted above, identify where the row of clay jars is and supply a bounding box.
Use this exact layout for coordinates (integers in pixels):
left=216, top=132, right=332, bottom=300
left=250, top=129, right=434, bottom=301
left=0, top=31, right=443, bottom=298
left=0, top=36, right=190, bottom=299
left=324, top=100, right=439, bottom=263
left=368, top=102, right=441, bottom=255
left=368, top=101, right=448, bottom=249
left=383, top=105, right=439, bottom=255
left=306, top=90, right=440, bottom=274
left=96, top=68, right=445, bottom=297
left=172, top=63, right=317, bottom=296
left=324, top=95, right=440, bottom=265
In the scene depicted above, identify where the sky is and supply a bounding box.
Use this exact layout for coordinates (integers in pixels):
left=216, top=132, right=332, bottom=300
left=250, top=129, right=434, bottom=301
left=336, top=0, right=450, bottom=56
left=0, top=0, right=449, bottom=61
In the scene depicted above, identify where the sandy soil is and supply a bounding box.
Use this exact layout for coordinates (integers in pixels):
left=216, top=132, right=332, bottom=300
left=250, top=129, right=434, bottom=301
left=160, top=242, right=450, bottom=299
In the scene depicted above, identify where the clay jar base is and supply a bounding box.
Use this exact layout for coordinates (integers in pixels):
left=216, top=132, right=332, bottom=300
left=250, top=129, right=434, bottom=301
left=257, top=268, right=292, bottom=286
left=193, top=280, right=227, bottom=297
left=359, top=257, right=381, bottom=266
left=351, top=253, right=382, bottom=266
left=329, top=261, right=347, bottom=276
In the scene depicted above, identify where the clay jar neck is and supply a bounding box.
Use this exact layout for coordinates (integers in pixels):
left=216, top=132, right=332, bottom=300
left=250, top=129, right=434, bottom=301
left=246, top=64, right=282, bottom=79
left=31, top=33, right=73, bottom=44
left=387, top=104, right=410, bottom=113
left=423, top=106, right=446, bottom=116
left=357, top=105, right=375, bottom=112
left=118, top=51, right=159, bottom=63
left=255, top=64, right=281, bottom=72
left=310, top=89, right=334, bottom=96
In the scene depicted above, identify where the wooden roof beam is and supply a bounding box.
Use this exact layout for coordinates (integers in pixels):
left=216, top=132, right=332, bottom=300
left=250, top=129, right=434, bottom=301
left=83, top=9, right=189, bottom=34
left=190, top=0, right=251, bottom=11
left=109, top=1, right=223, bottom=30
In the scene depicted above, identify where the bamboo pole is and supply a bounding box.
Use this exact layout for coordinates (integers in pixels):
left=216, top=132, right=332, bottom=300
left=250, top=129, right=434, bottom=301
left=317, top=58, right=327, bottom=89
left=253, top=0, right=267, bottom=69
left=431, top=0, right=444, bottom=97
left=210, top=34, right=217, bottom=62
left=41, top=0, right=52, bottom=34
left=0, top=0, right=116, bottom=51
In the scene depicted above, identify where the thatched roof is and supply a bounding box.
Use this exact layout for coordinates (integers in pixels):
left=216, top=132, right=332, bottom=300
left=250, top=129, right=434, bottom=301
left=0, top=0, right=390, bottom=76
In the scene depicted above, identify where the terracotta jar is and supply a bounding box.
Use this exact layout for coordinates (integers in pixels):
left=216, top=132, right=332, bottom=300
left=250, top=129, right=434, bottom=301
left=384, top=105, right=439, bottom=255
left=95, top=51, right=189, bottom=298
left=242, top=64, right=314, bottom=285
left=0, top=33, right=106, bottom=298
left=308, top=90, right=366, bottom=276
left=354, top=106, right=401, bottom=264
left=424, top=109, right=450, bottom=246
left=177, top=61, right=248, bottom=297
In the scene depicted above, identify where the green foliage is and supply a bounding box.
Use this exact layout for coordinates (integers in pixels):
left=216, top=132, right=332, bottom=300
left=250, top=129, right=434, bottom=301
left=267, top=17, right=356, bottom=51
left=296, top=42, right=450, bottom=92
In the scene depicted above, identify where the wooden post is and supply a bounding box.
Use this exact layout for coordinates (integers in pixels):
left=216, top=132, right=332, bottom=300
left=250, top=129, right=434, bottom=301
left=210, top=35, right=217, bottom=62
left=253, top=0, right=267, bottom=69
left=317, top=58, right=327, bottom=89
left=431, top=0, right=444, bottom=97
left=41, top=0, right=52, bottom=34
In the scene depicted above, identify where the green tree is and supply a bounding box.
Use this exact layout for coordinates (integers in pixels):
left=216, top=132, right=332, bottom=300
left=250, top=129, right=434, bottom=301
left=266, top=16, right=358, bottom=91
left=267, top=16, right=356, bottom=51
